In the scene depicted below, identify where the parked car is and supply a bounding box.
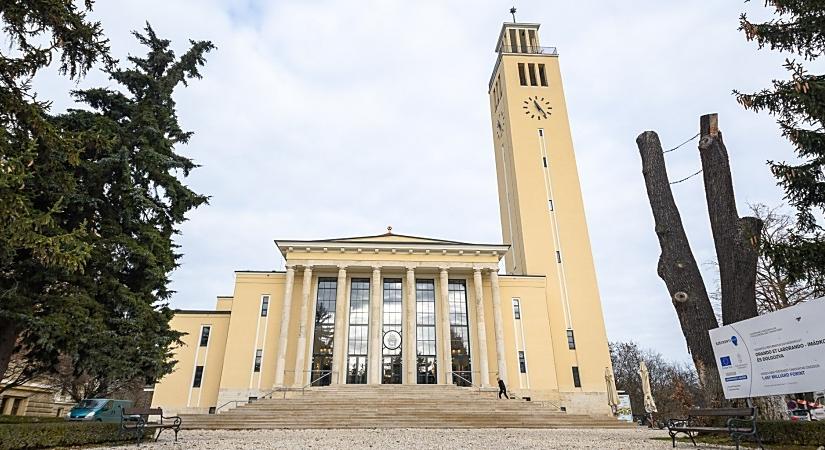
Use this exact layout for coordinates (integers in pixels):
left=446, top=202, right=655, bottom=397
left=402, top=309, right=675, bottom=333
left=789, top=409, right=812, bottom=422
left=68, top=399, right=133, bottom=422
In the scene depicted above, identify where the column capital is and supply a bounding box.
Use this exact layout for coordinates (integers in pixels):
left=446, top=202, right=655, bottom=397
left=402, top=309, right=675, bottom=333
left=473, top=266, right=483, bottom=274
left=439, top=266, right=449, bottom=275
left=337, top=264, right=348, bottom=272
left=405, top=265, right=415, bottom=274
left=302, top=264, right=314, bottom=272
left=372, top=265, right=382, bottom=272
left=285, top=263, right=296, bottom=272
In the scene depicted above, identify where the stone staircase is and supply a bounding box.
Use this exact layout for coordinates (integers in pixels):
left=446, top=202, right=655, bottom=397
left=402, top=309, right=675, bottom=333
left=180, top=385, right=628, bottom=429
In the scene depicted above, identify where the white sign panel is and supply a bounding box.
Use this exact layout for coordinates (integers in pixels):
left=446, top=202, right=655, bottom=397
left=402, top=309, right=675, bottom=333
left=616, top=394, right=633, bottom=422
left=709, top=300, right=825, bottom=399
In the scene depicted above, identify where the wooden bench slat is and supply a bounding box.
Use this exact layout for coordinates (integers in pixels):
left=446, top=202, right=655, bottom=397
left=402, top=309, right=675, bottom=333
left=688, top=408, right=754, bottom=416
left=670, top=427, right=752, bottom=433
left=123, top=408, right=162, bottom=415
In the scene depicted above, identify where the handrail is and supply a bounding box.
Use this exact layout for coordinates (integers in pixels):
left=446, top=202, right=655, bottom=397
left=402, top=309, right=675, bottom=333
left=214, top=400, right=248, bottom=414
left=447, top=371, right=481, bottom=390
left=302, top=370, right=332, bottom=394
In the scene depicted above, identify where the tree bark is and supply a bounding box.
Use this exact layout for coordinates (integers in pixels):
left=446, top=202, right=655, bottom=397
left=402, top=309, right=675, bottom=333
left=698, top=114, right=762, bottom=325
left=637, top=131, right=724, bottom=406
left=0, top=318, right=21, bottom=386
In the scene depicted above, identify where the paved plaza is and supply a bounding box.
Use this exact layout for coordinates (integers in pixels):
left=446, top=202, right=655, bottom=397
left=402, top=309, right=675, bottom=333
left=95, top=428, right=739, bottom=449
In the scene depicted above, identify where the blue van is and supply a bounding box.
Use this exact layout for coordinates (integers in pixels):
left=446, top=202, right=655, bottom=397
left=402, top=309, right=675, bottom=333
left=68, top=399, right=133, bottom=422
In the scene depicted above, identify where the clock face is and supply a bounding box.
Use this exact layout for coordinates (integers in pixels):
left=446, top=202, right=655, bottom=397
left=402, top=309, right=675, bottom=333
left=495, top=111, right=506, bottom=139
left=523, top=96, right=552, bottom=120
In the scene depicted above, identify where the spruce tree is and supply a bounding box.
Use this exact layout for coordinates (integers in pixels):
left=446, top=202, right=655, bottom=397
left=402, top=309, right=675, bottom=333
left=736, top=2, right=825, bottom=292
left=48, top=24, right=214, bottom=395
left=0, top=0, right=110, bottom=386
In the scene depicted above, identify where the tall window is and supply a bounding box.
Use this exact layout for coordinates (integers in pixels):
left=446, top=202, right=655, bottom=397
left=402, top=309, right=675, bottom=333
left=567, top=329, right=576, bottom=349
left=199, top=326, right=210, bottom=347
left=512, top=299, right=521, bottom=319
left=253, top=349, right=262, bottom=372
left=382, top=279, right=403, bottom=384
left=310, top=278, right=337, bottom=386
left=415, top=280, right=437, bottom=384
left=517, top=63, right=527, bottom=86
left=347, top=279, right=370, bottom=384
left=518, top=351, right=527, bottom=373
left=572, top=366, right=582, bottom=388
left=528, top=63, right=538, bottom=86
left=448, top=280, right=472, bottom=386
left=260, top=296, right=269, bottom=317
left=192, top=366, right=204, bottom=388
left=538, top=64, right=548, bottom=86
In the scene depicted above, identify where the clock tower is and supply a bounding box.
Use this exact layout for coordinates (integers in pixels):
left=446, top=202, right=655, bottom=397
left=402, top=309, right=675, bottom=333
left=488, top=21, right=612, bottom=397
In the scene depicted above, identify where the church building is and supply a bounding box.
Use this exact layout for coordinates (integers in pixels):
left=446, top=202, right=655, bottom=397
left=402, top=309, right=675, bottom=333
left=151, top=20, right=614, bottom=416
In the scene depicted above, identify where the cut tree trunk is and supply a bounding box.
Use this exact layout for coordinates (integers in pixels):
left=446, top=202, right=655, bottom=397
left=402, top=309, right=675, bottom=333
left=637, top=130, right=724, bottom=406
left=698, top=114, right=762, bottom=325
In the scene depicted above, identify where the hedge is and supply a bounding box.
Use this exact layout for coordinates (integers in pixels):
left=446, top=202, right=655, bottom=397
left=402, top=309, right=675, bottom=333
left=756, top=420, right=825, bottom=446
left=0, top=421, right=147, bottom=450
left=0, top=417, right=64, bottom=425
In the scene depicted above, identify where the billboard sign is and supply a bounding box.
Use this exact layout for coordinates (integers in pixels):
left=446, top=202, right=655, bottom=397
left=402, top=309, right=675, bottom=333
left=709, top=300, right=825, bottom=399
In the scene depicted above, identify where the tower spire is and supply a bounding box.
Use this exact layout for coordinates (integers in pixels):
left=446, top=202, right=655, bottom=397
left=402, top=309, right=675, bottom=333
left=509, top=7, right=517, bottom=23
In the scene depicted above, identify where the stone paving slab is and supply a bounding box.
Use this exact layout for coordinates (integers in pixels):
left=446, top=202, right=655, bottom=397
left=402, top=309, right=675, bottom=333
left=95, top=428, right=737, bottom=449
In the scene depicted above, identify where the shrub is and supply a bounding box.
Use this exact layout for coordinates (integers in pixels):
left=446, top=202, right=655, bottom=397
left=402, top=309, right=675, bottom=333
left=757, top=420, right=825, bottom=446
left=0, top=417, right=65, bottom=425
left=0, top=421, right=147, bottom=450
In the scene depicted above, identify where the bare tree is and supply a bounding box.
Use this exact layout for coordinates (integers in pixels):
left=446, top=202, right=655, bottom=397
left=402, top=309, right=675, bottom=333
left=637, top=114, right=780, bottom=415
left=750, top=204, right=822, bottom=314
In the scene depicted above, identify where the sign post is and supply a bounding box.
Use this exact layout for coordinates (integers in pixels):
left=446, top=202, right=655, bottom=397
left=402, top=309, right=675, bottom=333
left=709, top=300, right=825, bottom=399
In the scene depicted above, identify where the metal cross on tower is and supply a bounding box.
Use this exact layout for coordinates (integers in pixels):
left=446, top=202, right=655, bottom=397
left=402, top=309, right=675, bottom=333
left=510, top=7, right=517, bottom=22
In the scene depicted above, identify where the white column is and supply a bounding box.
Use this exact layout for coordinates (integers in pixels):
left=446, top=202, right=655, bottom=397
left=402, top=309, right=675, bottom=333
left=293, top=266, right=313, bottom=387
left=439, top=268, right=451, bottom=385
left=403, top=267, right=416, bottom=384
left=331, top=265, right=347, bottom=385
left=473, top=268, right=491, bottom=387
left=368, top=266, right=382, bottom=384
left=490, top=270, right=508, bottom=382
left=273, top=265, right=295, bottom=387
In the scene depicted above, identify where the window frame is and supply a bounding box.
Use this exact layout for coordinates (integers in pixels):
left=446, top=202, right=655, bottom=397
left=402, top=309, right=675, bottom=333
left=572, top=366, right=582, bottom=388
left=512, top=298, right=521, bottom=320
left=253, top=349, right=262, bottom=372
left=518, top=351, right=527, bottom=373
left=566, top=329, right=576, bottom=349
left=260, top=295, right=269, bottom=317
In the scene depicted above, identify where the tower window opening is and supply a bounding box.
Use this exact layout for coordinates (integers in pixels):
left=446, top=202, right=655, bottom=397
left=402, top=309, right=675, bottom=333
left=518, top=63, right=527, bottom=86
left=556, top=251, right=562, bottom=263
left=192, top=366, right=204, bottom=388
left=538, top=64, right=548, bottom=87
left=567, top=329, right=576, bottom=349
left=572, top=366, right=582, bottom=388
left=519, top=30, right=528, bottom=53
left=199, top=326, right=210, bottom=347
left=508, top=29, right=518, bottom=52
left=528, top=63, right=538, bottom=86
left=518, top=351, right=527, bottom=373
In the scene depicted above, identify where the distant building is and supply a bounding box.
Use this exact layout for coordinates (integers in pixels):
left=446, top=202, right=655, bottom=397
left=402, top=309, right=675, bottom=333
left=0, top=382, right=74, bottom=417
left=152, top=19, right=614, bottom=416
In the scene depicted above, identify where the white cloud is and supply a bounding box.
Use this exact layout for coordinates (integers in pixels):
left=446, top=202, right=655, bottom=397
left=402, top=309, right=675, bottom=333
left=31, top=1, right=797, bottom=364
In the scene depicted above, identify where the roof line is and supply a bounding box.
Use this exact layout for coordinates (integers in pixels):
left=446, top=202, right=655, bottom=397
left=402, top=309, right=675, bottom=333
left=175, top=309, right=232, bottom=315
left=275, top=232, right=467, bottom=245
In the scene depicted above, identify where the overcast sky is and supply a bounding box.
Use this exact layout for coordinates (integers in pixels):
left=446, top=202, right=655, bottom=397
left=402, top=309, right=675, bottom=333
left=33, top=1, right=796, bottom=364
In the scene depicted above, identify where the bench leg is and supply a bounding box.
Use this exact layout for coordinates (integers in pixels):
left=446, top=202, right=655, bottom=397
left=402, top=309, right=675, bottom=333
left=155, top=428, right=164, bottom=442
left=687, top=431, right=697, bottom=447
left=755, top=433, right=764, bottom=450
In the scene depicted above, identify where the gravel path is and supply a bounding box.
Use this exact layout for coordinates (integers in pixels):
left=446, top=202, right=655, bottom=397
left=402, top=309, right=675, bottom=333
left=94, top=428, right=737, bottom=449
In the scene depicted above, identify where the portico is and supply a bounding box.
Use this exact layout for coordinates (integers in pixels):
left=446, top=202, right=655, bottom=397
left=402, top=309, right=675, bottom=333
left=271, top=233, right=510, bottom=389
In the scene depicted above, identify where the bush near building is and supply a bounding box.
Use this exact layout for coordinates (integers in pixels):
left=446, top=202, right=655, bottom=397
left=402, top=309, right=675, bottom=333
left=0, top=421, right=146, bottom=450
left=757, top=421, right=825, bottom=447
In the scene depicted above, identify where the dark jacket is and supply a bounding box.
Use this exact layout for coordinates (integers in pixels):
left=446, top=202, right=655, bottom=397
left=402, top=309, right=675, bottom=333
left=498, top=379, right=506, bottom=390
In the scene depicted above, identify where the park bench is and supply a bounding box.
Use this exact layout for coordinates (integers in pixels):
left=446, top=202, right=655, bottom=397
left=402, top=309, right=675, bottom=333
left=120, top=407, right=182, bottom=445
left=666, top=407, right=762, bottom=450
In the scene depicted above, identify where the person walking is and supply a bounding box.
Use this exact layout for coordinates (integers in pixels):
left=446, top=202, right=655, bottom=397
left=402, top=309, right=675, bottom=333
left=497, top=376, right=509, bottom=399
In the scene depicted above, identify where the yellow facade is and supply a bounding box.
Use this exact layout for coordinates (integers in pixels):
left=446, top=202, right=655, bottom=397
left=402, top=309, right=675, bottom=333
left=152, top=20, right=613, bottom=416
